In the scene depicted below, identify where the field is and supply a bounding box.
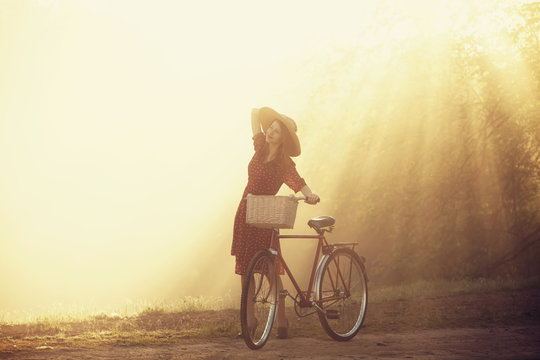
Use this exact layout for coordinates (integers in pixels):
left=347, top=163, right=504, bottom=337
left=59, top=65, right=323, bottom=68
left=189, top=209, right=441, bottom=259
left=1, top=278, right=539, bottom=359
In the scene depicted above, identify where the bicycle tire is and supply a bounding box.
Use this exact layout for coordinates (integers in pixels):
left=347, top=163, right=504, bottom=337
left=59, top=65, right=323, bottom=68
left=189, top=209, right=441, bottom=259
left=240, top=249, right=278, bottom=350
left=315, top=247, right=368, bottom=341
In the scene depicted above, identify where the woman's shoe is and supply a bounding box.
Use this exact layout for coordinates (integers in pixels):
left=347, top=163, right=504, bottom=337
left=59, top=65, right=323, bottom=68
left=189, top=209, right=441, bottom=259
left=276, top=319, right=289, bottom=339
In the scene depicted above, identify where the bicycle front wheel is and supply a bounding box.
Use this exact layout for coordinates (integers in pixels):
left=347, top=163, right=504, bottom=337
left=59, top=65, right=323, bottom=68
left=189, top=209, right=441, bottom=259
left=315, top=247, right=368, bottom=341
left=240, top=249, right=278, bottom=350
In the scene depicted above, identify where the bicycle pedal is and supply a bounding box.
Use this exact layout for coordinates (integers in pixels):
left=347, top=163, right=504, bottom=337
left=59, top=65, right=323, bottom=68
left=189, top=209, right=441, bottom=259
left=279, top=290, right=289, bottom=298
left=326, top=309, right=341, bottom=320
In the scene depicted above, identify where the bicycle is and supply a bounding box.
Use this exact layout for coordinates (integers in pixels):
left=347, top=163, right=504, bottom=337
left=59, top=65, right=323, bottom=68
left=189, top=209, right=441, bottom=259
left=240, top=195, right=368, bottom=350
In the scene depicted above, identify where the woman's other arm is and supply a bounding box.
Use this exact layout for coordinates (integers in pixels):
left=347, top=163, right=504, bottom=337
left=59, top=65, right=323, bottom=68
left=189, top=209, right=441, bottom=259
left=300, top=185, right=320, bottom=205
left=251, top=108, right=262, bottom=136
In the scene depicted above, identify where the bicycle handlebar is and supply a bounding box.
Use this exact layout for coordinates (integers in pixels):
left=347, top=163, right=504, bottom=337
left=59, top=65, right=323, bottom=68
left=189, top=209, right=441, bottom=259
left=289, top=195, right=306, bottom=202
left=289, top=194, right=321, bottom=204
left=243, top=194, right=320, bottom=204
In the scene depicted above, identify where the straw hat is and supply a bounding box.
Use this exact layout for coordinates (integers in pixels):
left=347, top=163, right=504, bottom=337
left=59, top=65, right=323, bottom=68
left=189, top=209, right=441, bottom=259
left=258, top=107, right=301, bottom=157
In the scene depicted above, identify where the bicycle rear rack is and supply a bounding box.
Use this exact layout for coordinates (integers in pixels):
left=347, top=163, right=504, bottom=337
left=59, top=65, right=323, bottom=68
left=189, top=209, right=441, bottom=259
left=323, top=242, right=360, bottom=255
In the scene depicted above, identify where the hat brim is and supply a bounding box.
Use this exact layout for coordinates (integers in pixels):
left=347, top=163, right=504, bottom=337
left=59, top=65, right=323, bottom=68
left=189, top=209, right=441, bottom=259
left=258, top=107, right=301, bottom=157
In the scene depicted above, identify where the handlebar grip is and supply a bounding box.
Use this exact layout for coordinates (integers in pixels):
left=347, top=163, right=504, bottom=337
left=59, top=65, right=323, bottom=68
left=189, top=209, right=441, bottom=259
left=290, top=195, right=320, bottom=203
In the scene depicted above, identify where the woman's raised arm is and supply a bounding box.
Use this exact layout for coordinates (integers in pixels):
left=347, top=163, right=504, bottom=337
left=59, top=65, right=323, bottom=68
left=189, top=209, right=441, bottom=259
left=251, top=108, right=262, bottom=136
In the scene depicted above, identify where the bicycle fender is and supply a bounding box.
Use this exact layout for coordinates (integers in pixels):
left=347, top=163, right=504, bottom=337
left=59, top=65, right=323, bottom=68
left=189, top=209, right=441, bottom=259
left=313, top=247, right=367, bottom=302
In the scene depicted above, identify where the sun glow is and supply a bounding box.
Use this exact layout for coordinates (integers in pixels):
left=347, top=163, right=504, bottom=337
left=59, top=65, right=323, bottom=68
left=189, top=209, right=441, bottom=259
left=0, top=0, right=537, bottom=321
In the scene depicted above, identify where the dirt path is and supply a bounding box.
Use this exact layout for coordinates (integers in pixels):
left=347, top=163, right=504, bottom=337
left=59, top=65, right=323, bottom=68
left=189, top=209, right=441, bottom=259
left=2, top=289, right=539, bottom=359
left=2, top=325, right=539, bottom=359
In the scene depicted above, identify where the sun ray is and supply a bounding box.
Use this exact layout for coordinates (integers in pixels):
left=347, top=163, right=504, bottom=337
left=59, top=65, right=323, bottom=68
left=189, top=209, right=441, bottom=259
left=0, top=0, right=538, bottom=320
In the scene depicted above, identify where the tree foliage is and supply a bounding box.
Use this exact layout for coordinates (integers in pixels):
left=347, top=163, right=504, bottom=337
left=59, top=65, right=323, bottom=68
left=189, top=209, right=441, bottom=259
left=303, top=1, right=540, bottom=284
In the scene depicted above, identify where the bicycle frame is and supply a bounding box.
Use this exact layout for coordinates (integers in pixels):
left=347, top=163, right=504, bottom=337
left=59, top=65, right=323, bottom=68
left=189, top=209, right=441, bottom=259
left=269, top=228, right=359, bottom=310
left=241, top=196, right=368, bottom=349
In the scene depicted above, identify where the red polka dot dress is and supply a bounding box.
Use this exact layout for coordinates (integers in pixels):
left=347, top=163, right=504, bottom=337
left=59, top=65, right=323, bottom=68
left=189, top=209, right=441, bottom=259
left=231, top=132, right=307, bottom=275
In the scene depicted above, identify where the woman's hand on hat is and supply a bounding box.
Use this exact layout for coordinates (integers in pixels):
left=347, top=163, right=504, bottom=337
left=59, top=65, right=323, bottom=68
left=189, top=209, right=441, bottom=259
left=306, top=193, right=320, bottom=205
left=251, top=108, right=260, bottom=120
left=251, top=108, right=262, bottom=135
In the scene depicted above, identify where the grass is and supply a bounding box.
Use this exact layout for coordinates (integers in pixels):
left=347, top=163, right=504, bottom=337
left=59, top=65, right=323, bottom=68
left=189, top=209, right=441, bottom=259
left=0, top=294, right=236, bottom=325
left=0, top=277, right=538, bottom=352
left=369, top=276, right=540, bottom=303
left=0, top=309, right=242, bottom=351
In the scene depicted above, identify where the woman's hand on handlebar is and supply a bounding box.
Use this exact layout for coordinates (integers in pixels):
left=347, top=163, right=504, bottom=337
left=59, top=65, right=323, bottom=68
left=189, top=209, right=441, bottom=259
left=299, top=185, right=320, bottom=205
left=305, top=193, right=320, bottom=205
left=288, top=194, right=319, bottom=204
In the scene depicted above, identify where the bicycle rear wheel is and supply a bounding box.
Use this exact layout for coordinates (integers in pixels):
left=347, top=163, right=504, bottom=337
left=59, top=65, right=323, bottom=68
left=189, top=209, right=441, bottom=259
left=316, top=247, right=367, bottom=341
left=240, top=249, right=278, bottom=350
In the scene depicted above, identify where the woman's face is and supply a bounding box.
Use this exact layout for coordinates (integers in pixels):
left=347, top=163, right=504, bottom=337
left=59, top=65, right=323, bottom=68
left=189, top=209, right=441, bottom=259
left=266, top=120, right=283, bottom=146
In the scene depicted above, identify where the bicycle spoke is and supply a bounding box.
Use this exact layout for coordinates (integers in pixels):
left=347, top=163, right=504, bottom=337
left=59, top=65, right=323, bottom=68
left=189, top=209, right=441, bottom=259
left=316, top=248, right=367, bottom=341
left=240, top=250, right=278, bottom=350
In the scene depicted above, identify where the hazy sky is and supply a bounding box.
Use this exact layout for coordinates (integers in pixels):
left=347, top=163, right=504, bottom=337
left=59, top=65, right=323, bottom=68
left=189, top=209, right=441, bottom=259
left=0, top=0, right=526, bottom=319
left=0, top=0, right=376, bottom=315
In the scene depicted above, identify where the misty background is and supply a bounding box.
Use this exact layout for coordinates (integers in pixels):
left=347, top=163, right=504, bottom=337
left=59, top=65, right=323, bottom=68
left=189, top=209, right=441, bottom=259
left=0, top=0, right=539, bottom=320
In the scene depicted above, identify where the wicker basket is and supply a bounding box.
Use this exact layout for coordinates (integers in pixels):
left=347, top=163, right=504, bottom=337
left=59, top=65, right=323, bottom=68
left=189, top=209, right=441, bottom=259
left=246, top=195, right=299, bottom=229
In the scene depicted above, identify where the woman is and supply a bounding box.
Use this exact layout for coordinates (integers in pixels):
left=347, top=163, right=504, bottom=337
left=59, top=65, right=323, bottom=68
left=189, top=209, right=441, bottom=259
left=231, top=106, right=319, bottom=339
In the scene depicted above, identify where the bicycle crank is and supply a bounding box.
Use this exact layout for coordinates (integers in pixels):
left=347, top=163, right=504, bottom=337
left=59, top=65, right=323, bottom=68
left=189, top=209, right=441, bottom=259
left=293, top=293, right=317, bottom=318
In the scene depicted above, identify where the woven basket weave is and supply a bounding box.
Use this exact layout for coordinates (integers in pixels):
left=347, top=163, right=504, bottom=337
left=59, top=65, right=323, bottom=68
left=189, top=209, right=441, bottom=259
left=246, top=195, right=299, bottom=229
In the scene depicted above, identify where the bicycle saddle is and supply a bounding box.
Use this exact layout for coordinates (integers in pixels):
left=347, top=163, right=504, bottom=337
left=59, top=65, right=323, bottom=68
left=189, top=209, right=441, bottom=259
left=308, top=216, right=335, bottom=233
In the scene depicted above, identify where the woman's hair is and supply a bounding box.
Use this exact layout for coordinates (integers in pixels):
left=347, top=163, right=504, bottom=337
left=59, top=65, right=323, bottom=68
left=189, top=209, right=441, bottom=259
left=260, top=119, right=293, bottom=170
